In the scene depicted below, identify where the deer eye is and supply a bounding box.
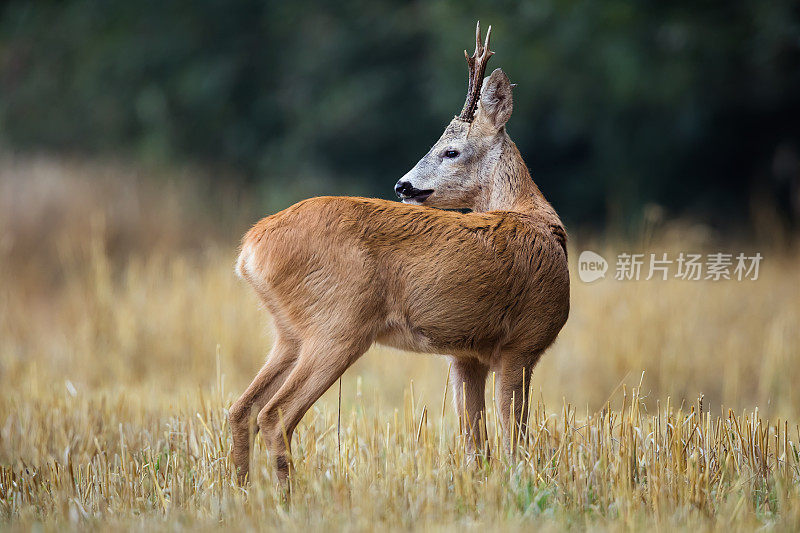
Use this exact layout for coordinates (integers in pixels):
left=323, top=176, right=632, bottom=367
left=444, top=149, right=460, bottom=158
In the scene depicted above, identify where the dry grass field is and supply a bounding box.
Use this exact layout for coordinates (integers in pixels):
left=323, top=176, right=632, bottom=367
left=1, top=156, right=799, bottom=531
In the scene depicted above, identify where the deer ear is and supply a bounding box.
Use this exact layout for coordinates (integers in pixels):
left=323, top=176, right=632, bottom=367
left=479, top=68, right=514, bottom=129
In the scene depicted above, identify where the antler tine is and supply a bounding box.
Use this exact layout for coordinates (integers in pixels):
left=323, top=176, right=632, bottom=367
left=475, top=20, right=484, bottom=56
left=459, top=21, right=495, bottom=122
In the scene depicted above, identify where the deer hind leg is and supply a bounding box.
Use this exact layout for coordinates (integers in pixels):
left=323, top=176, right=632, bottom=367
left=496, top=351, right=540, bottom=456
left=449, top=356, right=489, bottom=458
left=229, top=333, right=300, bottom=485
left=257, top=337, right=370, bottom=483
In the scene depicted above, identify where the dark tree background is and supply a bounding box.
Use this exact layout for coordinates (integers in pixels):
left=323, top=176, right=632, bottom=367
left=2, top=0, right=799, bottom=231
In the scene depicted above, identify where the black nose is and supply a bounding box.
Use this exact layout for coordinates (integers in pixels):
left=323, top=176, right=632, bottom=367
left=395, top=180, right=413, bottom=198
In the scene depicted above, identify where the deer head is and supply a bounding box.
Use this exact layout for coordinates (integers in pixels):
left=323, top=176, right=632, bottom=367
left=395, top=22, right=520, bottom=212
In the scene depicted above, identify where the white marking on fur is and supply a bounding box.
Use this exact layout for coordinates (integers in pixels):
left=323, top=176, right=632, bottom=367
left=235, top=244, right=252, bottom=279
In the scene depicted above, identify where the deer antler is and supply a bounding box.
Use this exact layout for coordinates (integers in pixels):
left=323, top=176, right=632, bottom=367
left=458, top=21, right=494, bottom=122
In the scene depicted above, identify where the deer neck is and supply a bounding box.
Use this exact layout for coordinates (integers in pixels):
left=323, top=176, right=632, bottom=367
left=474, top=133, right=547, bottom=216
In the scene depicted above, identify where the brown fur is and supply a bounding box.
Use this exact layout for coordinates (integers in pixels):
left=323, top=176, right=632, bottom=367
left=230, top=36, right=570, bottom=484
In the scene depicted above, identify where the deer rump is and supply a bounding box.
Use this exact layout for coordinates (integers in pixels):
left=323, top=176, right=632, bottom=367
left=237, top=196, right=569, bottom=359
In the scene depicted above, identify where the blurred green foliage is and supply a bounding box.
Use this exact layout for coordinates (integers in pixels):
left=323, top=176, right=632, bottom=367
left=2, top=1, right=799, bottom=229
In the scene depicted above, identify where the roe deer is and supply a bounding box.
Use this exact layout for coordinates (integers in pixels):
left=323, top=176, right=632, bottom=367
left=230, top=22, right=570, bottom=484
